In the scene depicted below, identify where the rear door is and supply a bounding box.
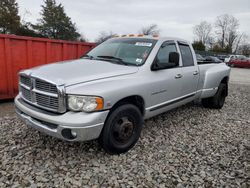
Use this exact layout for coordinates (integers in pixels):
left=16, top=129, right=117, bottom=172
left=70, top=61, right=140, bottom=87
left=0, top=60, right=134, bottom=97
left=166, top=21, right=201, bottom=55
left=177, top=42, right=199, bottom=97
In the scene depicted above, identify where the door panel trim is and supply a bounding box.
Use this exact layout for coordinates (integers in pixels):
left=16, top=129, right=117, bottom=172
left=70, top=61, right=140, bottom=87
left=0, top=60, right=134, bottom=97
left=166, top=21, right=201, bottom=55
left=146, top=92, right=196, bottom=112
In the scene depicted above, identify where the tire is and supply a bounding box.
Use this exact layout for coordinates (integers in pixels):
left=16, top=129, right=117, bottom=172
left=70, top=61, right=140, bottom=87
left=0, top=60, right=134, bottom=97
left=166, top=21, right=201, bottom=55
left=99, top=104, right=143, bottom=154
left=202, top=83, right=227, bottom=109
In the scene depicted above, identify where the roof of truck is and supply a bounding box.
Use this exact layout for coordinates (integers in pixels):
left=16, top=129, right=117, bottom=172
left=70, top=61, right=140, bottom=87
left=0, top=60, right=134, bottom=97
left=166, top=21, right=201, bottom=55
left=112, top=34, right=190, bottom=44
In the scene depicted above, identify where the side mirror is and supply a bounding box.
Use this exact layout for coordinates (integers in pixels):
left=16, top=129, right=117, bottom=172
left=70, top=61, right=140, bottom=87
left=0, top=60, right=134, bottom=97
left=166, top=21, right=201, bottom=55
left=169, top=52, right=179, bottom=66
left=151, top=52, right=180, bottom=71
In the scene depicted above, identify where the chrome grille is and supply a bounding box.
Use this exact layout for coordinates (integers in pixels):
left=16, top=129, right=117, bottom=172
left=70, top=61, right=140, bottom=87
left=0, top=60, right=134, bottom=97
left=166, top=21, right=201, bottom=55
left=35, top=79, right=58, bottom=94
left=20, top=75, right=31, bottom=87
left=20, top=86, right=31, bottom=101
left=36, top=93, right=59, bottom=110
left=19, top=74, right=65, bottom=113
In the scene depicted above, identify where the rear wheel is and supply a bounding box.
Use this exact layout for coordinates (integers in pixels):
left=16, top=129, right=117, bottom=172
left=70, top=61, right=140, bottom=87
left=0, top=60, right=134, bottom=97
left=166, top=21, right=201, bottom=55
left=202, top=83, right=227, bottom=109
left=99, top=104, right=143, bottom=154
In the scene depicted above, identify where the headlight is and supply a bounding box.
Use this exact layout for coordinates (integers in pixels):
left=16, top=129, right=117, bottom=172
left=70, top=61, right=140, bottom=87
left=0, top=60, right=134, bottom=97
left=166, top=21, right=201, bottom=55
left=67, top=95, right=103, bottom=112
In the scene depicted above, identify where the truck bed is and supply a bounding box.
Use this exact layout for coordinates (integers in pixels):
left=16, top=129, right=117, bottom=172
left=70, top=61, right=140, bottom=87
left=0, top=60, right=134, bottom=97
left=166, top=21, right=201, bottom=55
left=197, top=63, right=230, bottom=98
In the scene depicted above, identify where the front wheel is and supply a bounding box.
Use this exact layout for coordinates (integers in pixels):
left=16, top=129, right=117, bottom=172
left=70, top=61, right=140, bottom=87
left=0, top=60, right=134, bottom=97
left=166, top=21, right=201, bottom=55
left=99, top=104, right=143, bottom=154
left=202, top=83, right=228, bottom=109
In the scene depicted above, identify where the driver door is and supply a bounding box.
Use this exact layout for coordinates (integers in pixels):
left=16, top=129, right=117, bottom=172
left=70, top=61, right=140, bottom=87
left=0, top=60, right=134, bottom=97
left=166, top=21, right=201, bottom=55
left=149, top=41, right=183, bottom=111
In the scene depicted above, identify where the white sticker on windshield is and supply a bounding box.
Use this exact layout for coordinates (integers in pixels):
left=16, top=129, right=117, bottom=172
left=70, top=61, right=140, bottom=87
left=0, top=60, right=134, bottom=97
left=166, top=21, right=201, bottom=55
left=135, top=42, right=152, bottom=47
left=136, top=58, right=143, bottom=63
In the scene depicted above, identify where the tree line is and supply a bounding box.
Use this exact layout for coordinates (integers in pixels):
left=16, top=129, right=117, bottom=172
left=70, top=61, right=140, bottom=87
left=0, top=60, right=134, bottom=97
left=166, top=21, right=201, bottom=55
left=192, top=14, right=249, bottom=55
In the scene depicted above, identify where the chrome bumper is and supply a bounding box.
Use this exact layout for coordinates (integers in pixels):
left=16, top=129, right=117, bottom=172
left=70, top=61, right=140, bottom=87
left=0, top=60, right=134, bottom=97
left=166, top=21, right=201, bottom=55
left=15, top=94, right=109, bottom=141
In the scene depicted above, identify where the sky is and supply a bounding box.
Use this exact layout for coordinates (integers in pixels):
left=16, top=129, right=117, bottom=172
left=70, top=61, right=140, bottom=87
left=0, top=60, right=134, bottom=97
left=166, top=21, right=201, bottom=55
left=16, top=0, right=250, bottom=42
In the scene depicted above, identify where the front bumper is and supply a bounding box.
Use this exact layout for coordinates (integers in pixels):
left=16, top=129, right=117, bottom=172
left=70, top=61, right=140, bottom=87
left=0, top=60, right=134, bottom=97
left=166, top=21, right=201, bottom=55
left=15, top=94, right=109, bottom=141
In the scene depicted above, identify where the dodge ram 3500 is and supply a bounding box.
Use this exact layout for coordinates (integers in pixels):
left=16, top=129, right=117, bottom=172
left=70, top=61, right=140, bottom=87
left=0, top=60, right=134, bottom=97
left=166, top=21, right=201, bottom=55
left=15, top=36, right=231, bottom=154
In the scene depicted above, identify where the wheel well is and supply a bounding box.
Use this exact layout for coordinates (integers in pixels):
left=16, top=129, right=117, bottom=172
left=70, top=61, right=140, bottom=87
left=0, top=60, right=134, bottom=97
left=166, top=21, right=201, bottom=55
left=221, top=76, right=229, bottom=84
left=221, top=76, right=229, bottom=96
left=111, top=95, right=145, bottom=116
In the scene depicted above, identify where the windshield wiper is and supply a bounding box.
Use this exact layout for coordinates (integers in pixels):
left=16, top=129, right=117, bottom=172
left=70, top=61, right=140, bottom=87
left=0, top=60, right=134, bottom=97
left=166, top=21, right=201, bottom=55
left=97, top=55, right=130, bottom=66
left=81, top=54, right=94, bottom=59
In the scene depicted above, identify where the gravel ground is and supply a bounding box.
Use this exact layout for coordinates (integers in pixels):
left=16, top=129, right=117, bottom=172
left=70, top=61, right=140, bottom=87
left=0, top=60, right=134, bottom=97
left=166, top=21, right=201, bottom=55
left=0, top=83, right=249, bottom=187
left=230, top=68, right=250, bottom=85
left=0, top=100, right=14, bottom=117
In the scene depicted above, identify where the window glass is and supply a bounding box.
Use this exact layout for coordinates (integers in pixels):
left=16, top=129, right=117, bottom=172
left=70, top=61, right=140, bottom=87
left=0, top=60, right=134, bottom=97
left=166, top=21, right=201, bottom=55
left=156, top=43, right=177, bottom=65
left=86, top=38, right=157, bottom=66
left=179, top=44, right=194, bottom=67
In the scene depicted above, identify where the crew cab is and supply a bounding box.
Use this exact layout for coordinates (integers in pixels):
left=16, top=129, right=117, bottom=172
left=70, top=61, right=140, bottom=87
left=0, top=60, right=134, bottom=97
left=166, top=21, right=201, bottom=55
left=15, top=36, right=231, bottom=154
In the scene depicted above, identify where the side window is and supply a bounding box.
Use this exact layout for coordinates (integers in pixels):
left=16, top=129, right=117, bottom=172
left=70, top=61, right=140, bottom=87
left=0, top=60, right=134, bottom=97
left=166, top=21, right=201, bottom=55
left=156, top=43, right=177, bottom=65
left=179, top=44, right=194, bottom=67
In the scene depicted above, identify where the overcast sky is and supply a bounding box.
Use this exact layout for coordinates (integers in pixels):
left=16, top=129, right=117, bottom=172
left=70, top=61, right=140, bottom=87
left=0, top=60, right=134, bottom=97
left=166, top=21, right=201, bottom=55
left=16, top=0, right=250, bottom=42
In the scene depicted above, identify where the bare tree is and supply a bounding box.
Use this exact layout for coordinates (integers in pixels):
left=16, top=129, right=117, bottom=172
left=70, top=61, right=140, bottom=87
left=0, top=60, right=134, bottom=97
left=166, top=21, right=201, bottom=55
left=139, top=24, right=160, bottom=35
left=193, top=21, right=212, bottom=48
left=233, top=33, right=245, bottom=53
left=235, top=34, right=249, bottom=54
left=239, top=44, right=250, bottom=56
left=207, top=36, right=215, bottom=49
left=215, top=14, right=239, bottom=51
left=95, top=31, right=116, bottom=44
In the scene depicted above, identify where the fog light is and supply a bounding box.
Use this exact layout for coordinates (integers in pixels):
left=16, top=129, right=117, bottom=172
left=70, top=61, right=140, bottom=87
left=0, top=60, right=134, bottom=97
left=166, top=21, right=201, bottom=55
left=71, top=130, right=77, bottom=138
left=61, top=129, right=77, bottom=140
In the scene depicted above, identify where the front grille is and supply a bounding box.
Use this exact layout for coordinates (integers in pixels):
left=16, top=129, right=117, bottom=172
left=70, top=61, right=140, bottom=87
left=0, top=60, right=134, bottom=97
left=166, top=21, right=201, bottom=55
left=20, top=86, right=31, bottom=101
left=20, top=75, right=31, bottom=87
left=36, top=93, right=59, bottom=110
left=35, top=79, right=58, bottom=94
left=19, top=74, right=65, bottom=113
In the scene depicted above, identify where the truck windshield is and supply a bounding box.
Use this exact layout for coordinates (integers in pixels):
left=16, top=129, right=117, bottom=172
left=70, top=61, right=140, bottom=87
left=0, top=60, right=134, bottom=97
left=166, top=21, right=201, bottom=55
left=85, top=38, right=157, bottom=66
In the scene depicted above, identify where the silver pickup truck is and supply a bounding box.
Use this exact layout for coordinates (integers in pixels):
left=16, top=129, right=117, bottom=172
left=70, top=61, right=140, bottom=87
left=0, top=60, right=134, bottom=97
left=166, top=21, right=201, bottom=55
left=15, top=36, right=231, bottom=154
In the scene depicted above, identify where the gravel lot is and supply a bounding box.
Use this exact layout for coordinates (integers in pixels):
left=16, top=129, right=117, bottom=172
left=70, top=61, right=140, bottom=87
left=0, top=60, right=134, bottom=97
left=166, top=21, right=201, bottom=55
left=230, top=68, right=250, bottom=85
left=0, top=69, right=250, bottom=187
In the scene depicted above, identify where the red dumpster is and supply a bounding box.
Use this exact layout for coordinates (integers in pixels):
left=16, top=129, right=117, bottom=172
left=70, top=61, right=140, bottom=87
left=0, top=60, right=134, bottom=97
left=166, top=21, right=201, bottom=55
left=0, top=34, right=95, bottom=100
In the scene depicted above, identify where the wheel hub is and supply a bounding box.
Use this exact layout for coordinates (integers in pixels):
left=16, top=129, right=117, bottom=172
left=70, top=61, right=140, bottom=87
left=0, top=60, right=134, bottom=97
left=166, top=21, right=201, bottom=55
left=113, top=117, right=134, bottom=143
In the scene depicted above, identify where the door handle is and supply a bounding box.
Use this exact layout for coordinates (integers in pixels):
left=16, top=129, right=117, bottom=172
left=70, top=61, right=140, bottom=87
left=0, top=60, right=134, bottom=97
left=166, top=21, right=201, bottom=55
left=175, top=74, right=183, bottom=79
left=193, top=71, right=199, bottom=75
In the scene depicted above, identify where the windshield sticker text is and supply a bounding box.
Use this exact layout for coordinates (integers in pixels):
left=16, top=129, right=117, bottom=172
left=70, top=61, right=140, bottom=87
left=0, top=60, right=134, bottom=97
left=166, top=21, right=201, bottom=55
left=135, top=42, right=152, bottom=47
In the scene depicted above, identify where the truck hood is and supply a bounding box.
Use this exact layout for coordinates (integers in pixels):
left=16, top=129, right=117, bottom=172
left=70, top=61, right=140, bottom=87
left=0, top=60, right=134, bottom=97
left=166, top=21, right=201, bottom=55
left=25, top=59, right=139, bottom=86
